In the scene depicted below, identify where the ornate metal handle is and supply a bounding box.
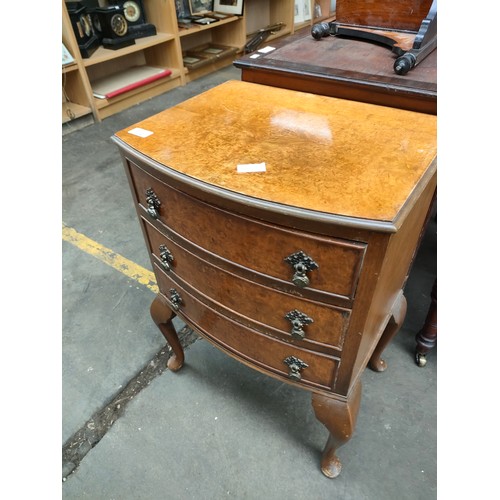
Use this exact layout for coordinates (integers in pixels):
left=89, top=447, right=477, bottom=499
left=283, top=356, right=309, bottom=381
left=285, top=310, right=314, bottom=340
left=284, top=251, right=319, bottom=288
left=169, top=288, right=182, bottom=311
left=159, top=245, right=174, bottom=271
left=145, top=187, right=161, bottom=219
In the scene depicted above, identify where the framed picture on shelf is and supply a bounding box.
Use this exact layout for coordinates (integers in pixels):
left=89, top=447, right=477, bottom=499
left=294, top=0, right=304, bottom=24
left=303, top=0, right=311, bottom=21
left=189, top=0, right=214, bottom=15
left=294, top=0, right=311, bottom=23
left=175, top=0, right=191, bottom=19
left=213, top=0, right=244, bottom=16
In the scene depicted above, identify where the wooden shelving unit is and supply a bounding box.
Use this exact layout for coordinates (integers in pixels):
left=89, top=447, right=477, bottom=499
left=62, top=2, right=97, bottom=125
left=62, top=0, right=327, bottom=125
left=179, top=14, right=245, bottom=83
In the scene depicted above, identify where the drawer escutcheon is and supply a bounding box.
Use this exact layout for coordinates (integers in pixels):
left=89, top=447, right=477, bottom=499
left=159, top=245, right=174, bottom=271
left=284, top=309, right=314, bottom=340
left=169, top=288, right=182, bottom=311
left=145, top=187, right=161, bottom=219
left=284, top=251, right=319, bottom=288
left=283, top=355, right=309, bottom=381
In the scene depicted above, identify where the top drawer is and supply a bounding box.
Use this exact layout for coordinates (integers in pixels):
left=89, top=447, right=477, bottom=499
left=127, top=160, right=366, bottom=302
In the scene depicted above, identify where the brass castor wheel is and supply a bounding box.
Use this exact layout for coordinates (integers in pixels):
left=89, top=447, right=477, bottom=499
left=415, top=352, right=427, bottom=367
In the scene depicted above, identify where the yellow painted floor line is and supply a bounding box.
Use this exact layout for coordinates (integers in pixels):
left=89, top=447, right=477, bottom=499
left=62, top=223, right=158, bottom=294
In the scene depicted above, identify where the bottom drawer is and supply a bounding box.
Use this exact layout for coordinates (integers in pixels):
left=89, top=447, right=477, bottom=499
left=155, top=264, right=339, bottom=392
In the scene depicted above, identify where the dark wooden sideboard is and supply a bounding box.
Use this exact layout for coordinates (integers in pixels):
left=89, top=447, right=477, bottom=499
left=234, top=26, right=437, bottom=114
left=113, top=81, right=437, bottom=478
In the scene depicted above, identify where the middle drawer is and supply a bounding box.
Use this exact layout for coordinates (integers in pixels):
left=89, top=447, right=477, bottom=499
left=143, top=218, right=350, bottom=354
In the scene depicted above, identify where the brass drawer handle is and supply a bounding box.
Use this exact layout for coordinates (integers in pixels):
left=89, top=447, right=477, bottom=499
left=145, top=187, right=161, bottom=219
left=285, top=310, right=314, bottom=340
left=284, top=251, right=319, bottom=288
left=169, top=288, right=182, bottom=311
left=283, top=356, right=309, bottom=381
left=159, top=245, right=174, bottom=271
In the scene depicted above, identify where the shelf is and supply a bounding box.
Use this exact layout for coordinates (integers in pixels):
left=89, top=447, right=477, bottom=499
left=184, top=54, right=241, bottom=83
left=62, top=102, right=92, bottom=123
left=92, top=68, right=182, bottom=119
left=62, top=63, right=79, bottom=74
left=83, top=33, right=176, bottom=67
left=178, top=15, right=242, bottom=37
left=91, top=65, right=175, bottom=98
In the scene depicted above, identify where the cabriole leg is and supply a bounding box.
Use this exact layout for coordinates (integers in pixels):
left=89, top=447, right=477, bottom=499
left=311, top=380, right=362, bottom=478
left=150, top=295, right=184, bottom=371
left=369, top=292, right=407, bottom=372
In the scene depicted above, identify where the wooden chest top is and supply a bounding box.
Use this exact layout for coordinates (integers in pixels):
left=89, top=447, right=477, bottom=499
left=114, top=80, right=436, bottom=225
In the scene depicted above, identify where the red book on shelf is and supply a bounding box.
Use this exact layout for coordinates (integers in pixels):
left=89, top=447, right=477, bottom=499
left=92, top=66, right=172, bottom=99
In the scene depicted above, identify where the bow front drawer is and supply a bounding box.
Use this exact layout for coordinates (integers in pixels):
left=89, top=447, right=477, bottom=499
left=128, top=161, right=366, bottom=303
left=144, top=219, right=350, bottom=353
left=155, top=268, right=340, bottom=392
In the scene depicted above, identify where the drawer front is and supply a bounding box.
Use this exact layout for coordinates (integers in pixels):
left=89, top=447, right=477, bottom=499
left=128, top=161, right=366, bottom=302
left=144, top=218, right=350, bottom=352
left=155, top=268, right=339, bottom=392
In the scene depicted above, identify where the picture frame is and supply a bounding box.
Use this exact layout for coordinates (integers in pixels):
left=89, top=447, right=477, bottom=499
left=303, top=0, right=311, bottom=21
left=213, top=0, right=244, bottom=16
left=175, top=0, right=191, bottom=19
left=189, top=0, right=214, bottom=15
left=294, top=0, right=304, bottom=24
left=294, top=0, right=311, bottom=23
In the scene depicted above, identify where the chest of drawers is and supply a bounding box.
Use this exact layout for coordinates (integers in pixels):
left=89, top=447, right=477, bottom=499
left=112, top=80, right=437, bottom=478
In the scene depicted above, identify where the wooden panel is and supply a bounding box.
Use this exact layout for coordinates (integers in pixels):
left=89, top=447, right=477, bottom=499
left=128, top=161, right=367, bottom=302
left=336, top=0, right=433, bottom=31
left=143, top=218, right=351, bottom=352
left=155, top=267, right=340, bottom=391
left=349, top=174, right=437, bottom=383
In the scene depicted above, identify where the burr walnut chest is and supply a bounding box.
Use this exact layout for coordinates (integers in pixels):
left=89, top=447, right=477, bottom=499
left=112, top=80, right=437, bottom=478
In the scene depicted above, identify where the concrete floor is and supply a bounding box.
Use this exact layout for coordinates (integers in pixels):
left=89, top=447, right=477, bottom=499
left=62, top=64, right=437, bottom=499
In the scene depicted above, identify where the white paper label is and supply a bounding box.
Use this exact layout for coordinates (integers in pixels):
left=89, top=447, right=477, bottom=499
left=237, top=162, right=266, bottom=173
left=128, top=127, right=153, bottom=138
left=249, top=54, right=261, bottom=59
left=258, top=46, right=276, bottom=54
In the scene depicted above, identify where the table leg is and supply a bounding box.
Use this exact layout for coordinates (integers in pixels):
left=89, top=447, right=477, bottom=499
left=368, top=292, right=408, bottom=372
left=311, top=379, right=362, bottom=478
left=150, top=295, right=185, bottom=371
left=415, top=280, right=437, bottom=367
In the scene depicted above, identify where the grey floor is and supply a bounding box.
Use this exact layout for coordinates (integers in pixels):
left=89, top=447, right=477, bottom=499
left=62, top=64, right=437, bottom=499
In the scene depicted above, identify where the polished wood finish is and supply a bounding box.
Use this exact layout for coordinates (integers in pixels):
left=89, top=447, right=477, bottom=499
left=336, top=0, right=433, bottom=31
left=113, top=80, right=437, bottom=477
left=234, top=27, right=437, bottom=114
left=116, top=82, right=436, bottom=220
left=312, top=379, right=361, bottom=478
left=369, top=292, right=407, bottom=372
left=150, top=295, right=184, bottom=371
